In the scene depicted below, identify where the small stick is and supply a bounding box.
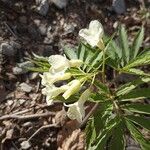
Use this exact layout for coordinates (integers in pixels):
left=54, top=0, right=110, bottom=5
left=80, top=103, right=99, bottom=128
left=0, top=112, right=55, bottom=121
left=12, top=109, right=32, bottom=115
left=28, top=123, right=60, bottom=141
left=11, top=141, right=19, bottom=150
left=4, top=22, right=18, bottom=39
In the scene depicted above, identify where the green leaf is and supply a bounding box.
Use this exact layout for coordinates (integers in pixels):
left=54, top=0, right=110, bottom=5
left=77, top=43, right=86, bottom=61
left=26, top=67, right=49, bottom=72
left=85, top=119, right=97, bottom=149
left=126, top=115, right=150, bottom=130
left=124, top=50, right=150, bottom=69
left=119, top=88, right=150, bottom=101
left=123, top=104, right=150, bottom=115
left=123, top=68, right=150, bottom=77
left=92, top=117, right=120, bottom=150
left=94, top=80, right=110, bottom=95
left=83, top=51, right=94, bottom=70
left=32, top=52, right=49, bottom=62
left=91, top=93, right=108, bottom=102
left=29, top=59, right=50, bottom=68
left=64, top=46, right=78, bottom=59
left=109, top=121, right=125, bottom=150
left=86, top=102, right=113, bottom=150
left=119, top=25, right=130, bottom=64
left=131, top=27, right=144, bottom=59
left=116, top=77, right=150, bottom=96
left=87, top=51, right=103, bottom=72
left=126, top=120, right=150, bottom=150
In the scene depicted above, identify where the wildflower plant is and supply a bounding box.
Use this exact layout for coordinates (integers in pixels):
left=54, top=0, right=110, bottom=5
left=28, top=20, right=150, bottom=149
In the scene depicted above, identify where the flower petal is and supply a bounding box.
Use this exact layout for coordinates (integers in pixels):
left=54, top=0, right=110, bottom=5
left=48, top=55, right=70, bottom=73
left=64, top=89, right=91, bottom=123
left=67, top=103, right=84, bottom=123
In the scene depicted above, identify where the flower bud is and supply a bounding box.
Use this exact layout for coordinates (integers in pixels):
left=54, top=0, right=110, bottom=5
left=69, top=59, right=83, bottom=67
left=63, top=80, right=81, bottom=99
left=42, top=85, right=69, bottom=105
left=40, top=72, right=71, bottom=86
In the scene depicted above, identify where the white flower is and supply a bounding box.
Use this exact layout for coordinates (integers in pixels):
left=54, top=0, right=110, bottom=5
left=42, top=85, right=69, bottom=105
left=79, top=20, right=105, bottom=49
left=63, top=79, right=81, bottom=99
left=64, top=89, right=91, bottom=123
left=40, top=72, right=71, bottom=86
left=48, top=55, right=83, bottom=74
left=49, top=55, right=70, bottom=74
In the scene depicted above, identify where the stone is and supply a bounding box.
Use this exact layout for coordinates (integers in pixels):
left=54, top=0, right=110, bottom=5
left=112, top=0, right=126, bottom=14
left=20, top=82, right=32, bottom=93
left=13, top=61, right=34, bottom=75
left=19, top=99, right=26, bottom=105
left=63, top=23, right=76, bottom=35
left=7, top=100, right=14, bottom=106
left=37, top=0, right=49, bottom=16
left=0, top=42, right=17, bottom=57
left=29, top=72, right=39, bottom=80
left=28, top=25, right=40, bottom=40
left=21, top=141, right=31, bottom=149
left=43, top=45, right=53, bottom=56
left=51, top=0, right=68, bottom=9
left=38, top=24, right=47, bottom=35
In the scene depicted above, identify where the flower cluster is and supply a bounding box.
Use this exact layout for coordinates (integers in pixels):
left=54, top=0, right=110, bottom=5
left=40, top=55, right=82, bottom=105
left=40, top=20, right=104, bottom=123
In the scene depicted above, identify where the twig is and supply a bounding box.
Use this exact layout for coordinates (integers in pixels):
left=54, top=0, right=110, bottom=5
left=11, top=141, right=19, bottom=150
left=12, top=108, right=32, bottom=115
left=80, top=103, right=99, bottom=128
left=0, top=112, right=55, bottom=121
left=4, top=22, right=18, bottom=39
left=28, top=123, right=60, bottom=141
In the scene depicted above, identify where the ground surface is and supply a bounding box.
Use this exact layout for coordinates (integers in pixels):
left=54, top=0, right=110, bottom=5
left=0, top=0, right=149, bottom=149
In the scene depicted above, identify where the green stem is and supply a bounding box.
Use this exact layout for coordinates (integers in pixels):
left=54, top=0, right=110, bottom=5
left=102, top=48, right=106, bottom=82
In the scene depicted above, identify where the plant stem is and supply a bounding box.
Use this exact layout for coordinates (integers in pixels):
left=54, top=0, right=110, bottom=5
left=80, top=45, right=107, bottom=128
left=102, top=48, right=106, bottom=82
left=80, top=103, right=99, bottom=128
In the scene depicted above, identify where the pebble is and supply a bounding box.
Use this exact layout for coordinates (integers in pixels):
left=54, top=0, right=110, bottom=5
left=21, top=141, right=31, bottom=149
left=20, top=82, right=32, bottom=93
left=7, top=100, right=14, bottom=106
left=51, top=0, right=68, bottom=9
left=29, top=72, right=39, bottom=80
left=38, top=24, right=47, bottom=35
left=112, top=0, right=126, bottom=14
left=13, top=61, right=34, bottom=75
left=0, top=42, right=17, bottom=57
left=22, top=122, right=32, bottom=127
left=37, top=0, right=49, bottom=16
left=19, top=99, right=26, bottom=105
left=63, top=23, right=76, bottom=35
left=43, top=45, right=53, bottom=56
